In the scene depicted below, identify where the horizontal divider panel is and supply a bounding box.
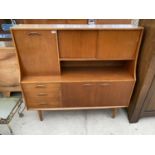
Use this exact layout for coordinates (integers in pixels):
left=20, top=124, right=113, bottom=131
left=60, top=58, right=136, bottom=61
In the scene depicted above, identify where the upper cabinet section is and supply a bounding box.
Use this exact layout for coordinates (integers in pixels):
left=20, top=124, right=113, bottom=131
left=58, top=30, right=97, bottom=59
left=11, top=25, right=143, bottom=78
left=97, top=30, right=141, bottom=60
left=12, top=30, right=60, bottom=76
left=57, top=29, right=142, bottom=60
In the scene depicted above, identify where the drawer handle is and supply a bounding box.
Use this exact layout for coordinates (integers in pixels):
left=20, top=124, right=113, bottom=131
left=35, top=85, right=46, bottom=88
left=28, top=32, right=41, bottom=36
left=39, top=103, right=48, bottom=105
left=83, top=84, right=92, bottom=86
left=100, top=83, right=110, bottom=86
left=37, top=93, right=48, bottom=96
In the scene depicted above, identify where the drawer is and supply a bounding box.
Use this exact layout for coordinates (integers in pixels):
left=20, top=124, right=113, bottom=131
left=26, top=96, right=61, bottom=108
left=22, top=83, right=60, bottom=97
left=22, top=83, right=60, bottom=90
left=22, top=83, right=62, bottom=108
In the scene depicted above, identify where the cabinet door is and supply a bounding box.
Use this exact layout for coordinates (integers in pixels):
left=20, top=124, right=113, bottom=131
left=61, top=83, right=96, bottom=107
left=97, top=30, right=141, bottom=60
left=58, top=30, right=97, bottom=59
left=13, top=30, right=60, bottom=76
left=95, top=81, right=134, bottom=107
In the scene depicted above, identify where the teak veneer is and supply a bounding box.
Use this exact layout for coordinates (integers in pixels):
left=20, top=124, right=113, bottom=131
left=11, top=24, right=143, bottom=121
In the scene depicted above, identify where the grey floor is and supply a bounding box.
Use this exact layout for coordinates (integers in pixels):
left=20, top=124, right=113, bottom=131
left=1, top=107, right=155, bottom=135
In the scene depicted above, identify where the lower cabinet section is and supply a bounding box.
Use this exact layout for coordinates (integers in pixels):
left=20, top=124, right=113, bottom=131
left=22, top=81, right=135, bottom=109
left=62, top=81, right=135, bottom=107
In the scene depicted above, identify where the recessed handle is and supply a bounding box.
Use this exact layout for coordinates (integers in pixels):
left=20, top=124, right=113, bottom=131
left=100, top=83, right=110, bottom=86
left=37, top=93, right=48, bottom=96
left=39, top=103, right=48, bottom=105
left=35, top=84, right=46, bottom=88
left=28, top=32, right=41, bottom=36
left=83, top=83, right=93, bottom=86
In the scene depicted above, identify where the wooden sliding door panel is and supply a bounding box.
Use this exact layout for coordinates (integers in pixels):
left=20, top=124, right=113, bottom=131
left=97, top=30, right=141, bottom=60
left=61, top=83, right=96, bottom=107
left=95, top=81, right=135, bottom=107
left=58, top=30, right=97, bottom=59
left=13, top=30, right=60, bottom=76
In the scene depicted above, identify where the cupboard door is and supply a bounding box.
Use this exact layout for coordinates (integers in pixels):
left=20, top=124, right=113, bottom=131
left=13, top=30, right=60, bottom=76
left=58, top=30, right=97, bottom=59
left=95, top=82, right=134, bottom=107
left=61, top=83, right=96, bottom=107
left=97, top=30, right=141, bottom=60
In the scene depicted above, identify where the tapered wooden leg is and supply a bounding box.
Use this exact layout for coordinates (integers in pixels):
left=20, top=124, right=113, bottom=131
left=38, top=110, right=43, bottom=121
left=112, top=108, right=117, bottom=118
left=7, top=123, right=13, bottom=134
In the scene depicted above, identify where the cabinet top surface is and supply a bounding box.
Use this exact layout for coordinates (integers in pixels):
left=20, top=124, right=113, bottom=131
left=11, top=24, right=143, bottom=30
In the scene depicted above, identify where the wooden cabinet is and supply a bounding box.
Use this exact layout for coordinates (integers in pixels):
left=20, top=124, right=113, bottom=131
left=144, top=78, right=155, bottom=111
left=11, top=24, right=143, bottom=121
left=128, top=20, right=155, bottom=123
left=129, top=56, right=155, bottom=122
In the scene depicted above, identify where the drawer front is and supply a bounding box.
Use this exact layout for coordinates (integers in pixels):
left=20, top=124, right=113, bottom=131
left=22, top=83, right=60, bottom=97
left=95, top=81, right=135, bottom=107
left=26, top=97, right=61, bottom=108
left=22, top=83, right=61, bottom=108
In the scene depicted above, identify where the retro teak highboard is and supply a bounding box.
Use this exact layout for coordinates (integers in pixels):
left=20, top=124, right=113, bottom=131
left=11, top=24, right=143, bottom=121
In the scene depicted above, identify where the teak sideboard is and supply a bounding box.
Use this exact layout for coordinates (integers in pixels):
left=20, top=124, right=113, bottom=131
left=11, top=24, right=143, bottom=121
